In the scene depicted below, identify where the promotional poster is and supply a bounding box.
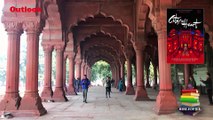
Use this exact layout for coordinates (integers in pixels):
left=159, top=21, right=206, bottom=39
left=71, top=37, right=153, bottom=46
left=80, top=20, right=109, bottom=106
left=167, top=9, right=204, bottom=64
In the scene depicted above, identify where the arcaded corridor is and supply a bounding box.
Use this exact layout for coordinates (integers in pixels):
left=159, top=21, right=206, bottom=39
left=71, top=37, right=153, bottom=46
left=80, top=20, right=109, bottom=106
left=0, top=86, right=211, bottom=120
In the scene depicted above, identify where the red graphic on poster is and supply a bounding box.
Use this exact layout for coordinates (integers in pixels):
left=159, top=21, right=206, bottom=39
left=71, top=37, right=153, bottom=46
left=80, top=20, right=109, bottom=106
left=167, top=9, right=204, bottom=64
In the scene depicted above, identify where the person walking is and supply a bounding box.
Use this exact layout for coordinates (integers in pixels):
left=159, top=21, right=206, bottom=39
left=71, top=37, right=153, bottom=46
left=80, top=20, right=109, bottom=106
left=187, top=76, right=197, bottom=89
left=200, top=72, right=213, bottom=105
left=81, top=75, right=90, bottom=103
left=105, top=76, right=112, bottom=98
left=118, top=78, right=124, bottom=92
left=74, top=78, right=80, bottom=93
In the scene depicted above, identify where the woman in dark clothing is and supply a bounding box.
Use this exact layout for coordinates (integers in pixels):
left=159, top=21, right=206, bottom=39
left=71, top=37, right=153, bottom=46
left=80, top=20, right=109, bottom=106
left=105, top=76, right=112, bottom=98
left=200, top=72, right=213, bottom=105
left=188, top=76, right=197, bottom=89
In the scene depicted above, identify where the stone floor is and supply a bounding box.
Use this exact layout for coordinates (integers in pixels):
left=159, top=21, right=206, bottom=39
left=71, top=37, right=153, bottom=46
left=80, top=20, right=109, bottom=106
left=1, top=86, right=213, bottom=120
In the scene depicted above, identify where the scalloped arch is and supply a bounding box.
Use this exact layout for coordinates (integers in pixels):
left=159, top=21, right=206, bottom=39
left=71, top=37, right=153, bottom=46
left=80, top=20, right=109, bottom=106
left=70, top=12, right=130, bottom=32
left=84, top=45, right=120, bottom=59
left=89, top=56, right=114, bottom=67
left=87, top=53, right=116, bottom=67
left=77, top=31, right=124, bottom=49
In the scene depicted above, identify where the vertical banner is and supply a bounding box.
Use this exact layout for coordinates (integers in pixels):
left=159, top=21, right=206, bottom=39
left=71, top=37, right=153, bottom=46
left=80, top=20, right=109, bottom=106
left=167, top=9, right=204, bottom=64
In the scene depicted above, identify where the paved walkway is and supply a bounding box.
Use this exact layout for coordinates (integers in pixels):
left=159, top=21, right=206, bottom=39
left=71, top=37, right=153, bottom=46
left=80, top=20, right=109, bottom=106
left=1, top=86, right=213, bottom=120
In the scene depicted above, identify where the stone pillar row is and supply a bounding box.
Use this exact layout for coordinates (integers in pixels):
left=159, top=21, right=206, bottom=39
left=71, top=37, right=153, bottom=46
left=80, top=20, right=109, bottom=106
left=184, top=64, right=190, bottom=89
left=0, top=21, right=47, bottom=116
left=133, top=41, right=149, bottom=101
left=0, top=22, right=22, bottom=111
left=52, top=45, right=68, bottom=102
left=63, top=56, right=68, bottom=93
left=0, top=21, right=79, bottom=115
left=75, top=59, right=82, bottom=79
left=125, top=58, right=135, bottom=95
left=154, top=28, right=178, bottom=114
left=125, top=48, right=135, bottom=95
left=40, top=45, right=53, bottom=101
left=120, top=62, right=126, bottom=90
left=67, top=53, right=76, bottom=95
left=40, top=45, right=68, bottom=102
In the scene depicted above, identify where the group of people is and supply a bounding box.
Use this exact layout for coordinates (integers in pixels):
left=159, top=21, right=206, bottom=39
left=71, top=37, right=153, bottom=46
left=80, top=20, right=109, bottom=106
left=78, top=72, right=213, bottom=105
left=73, top=75, right=90, bottom=103
left=103, top=76, right=113, bottom=98
left=103, top=77, right=125, bottom=98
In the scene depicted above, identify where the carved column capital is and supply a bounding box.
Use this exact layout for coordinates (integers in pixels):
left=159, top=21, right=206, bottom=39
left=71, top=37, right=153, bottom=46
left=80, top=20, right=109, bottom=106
left=133, top=40, right=146, bottom=51
left=23, top=21, right=41, bottom=33
left=3, top=21, right=22, bottom=33
left=43, top=45, right=53, bottom=52
left=54, top=45, right=64, bottom=52
left=75, top=59, right=82, bottom=65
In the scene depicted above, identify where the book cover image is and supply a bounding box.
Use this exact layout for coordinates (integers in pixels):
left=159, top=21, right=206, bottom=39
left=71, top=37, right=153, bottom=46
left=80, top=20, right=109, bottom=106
left=167, top=9, right=204, bottom=64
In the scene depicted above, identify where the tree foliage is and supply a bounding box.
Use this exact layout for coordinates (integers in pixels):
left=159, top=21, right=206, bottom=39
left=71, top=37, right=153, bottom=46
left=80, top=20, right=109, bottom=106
left=91, top=60, right=111, bottom=81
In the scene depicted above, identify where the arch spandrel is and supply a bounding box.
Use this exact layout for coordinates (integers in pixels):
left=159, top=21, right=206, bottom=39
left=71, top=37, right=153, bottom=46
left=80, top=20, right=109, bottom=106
left=84, top=46, right=119, bottom=61
left=85, top=48, right=119, bottom=64
left=73, top=27, right=126, bottom=47
left=85, top=47, right=116, bottom=60
left=88, top=56, right=114, bottom=67
left=83, top=44, right=120, bottom=58
left=64, top=1, right=134, bottom=31
left=71, top=13, right=132, bottom=46
left=80, top=37, right=124, bottom=57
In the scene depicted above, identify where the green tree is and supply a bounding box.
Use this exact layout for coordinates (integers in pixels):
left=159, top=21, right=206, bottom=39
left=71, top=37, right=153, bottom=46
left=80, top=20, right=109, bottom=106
left=91, top=60, right=111, bottom=81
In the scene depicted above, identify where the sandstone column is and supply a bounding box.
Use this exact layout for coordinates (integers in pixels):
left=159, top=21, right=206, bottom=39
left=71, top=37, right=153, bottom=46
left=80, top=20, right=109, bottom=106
left=63, top=56, right=68, bottom=93
left=134, top=41, right=149, bottom=101
left=87, top=68, right=91, bottom=80
left=120, top=63, right=126, bottom=90
left=75, top=60, right=82, bottom=79
left=125, top=58, right=135, bottom=95
left=84, top=64, right=88, bottom=75
left=114, top=66, right=119, bottom=88
left=52, top=45, right=68, bottom=102
left=81, top=62, right=86, bottom=78
left=41, top=45, right=53, bottom=101
left=153, top=65, right=158, bottom=89
left=0, top=22, right=22, bottom=111
left=145, top=62, right=151, bottom=88
left=155, top=29, right=178, bottom=114
left=19, top=21, right=47, bottom=115
left=67, top=53, right=76, bottom=95
left=184, top=64, right=189, bottom=88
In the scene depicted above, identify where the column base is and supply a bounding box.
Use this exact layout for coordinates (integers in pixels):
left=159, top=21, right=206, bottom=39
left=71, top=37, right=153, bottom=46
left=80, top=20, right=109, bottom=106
left=67, top=85, right=77, bottom=95
left=154, top=90, right=178, bottom=114
left=52, top=87, right=68, bottom=102
left=125, top=85, right=135, bottom=95
left=40, top=87, right=53, bottom=102
left=19, top=92, right=47, bottom=116
left=3, top=109, right=47, bottom=117
left=0, top=93, right=21, bottom=110
left=134, top=86, right=149, bottom=101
